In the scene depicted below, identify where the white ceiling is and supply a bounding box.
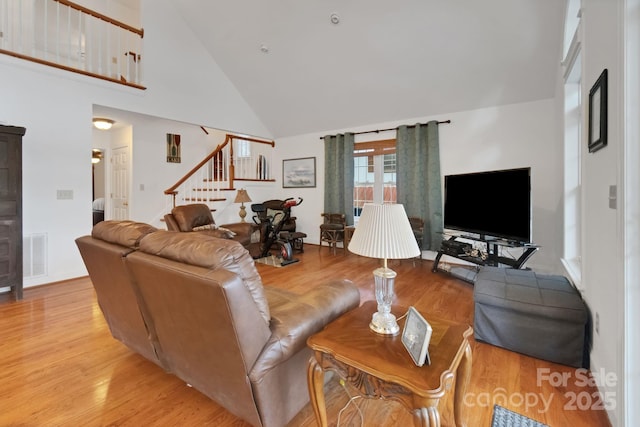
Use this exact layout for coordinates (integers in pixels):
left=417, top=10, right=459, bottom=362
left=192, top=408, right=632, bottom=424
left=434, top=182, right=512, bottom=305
left=173, top=1, right=567, bottom=138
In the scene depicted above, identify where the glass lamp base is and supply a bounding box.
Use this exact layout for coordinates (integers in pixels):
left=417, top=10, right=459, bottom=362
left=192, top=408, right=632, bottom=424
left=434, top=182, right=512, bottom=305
left=370, top=312, right=400, bottom=335
left=370, top=266, right=399, bottom=335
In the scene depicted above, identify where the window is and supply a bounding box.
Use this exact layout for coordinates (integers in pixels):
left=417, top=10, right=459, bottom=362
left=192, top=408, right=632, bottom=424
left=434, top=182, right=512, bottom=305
left=353, top=139, right=396, bottom=221
left=562, top=1, right=582, bottom=287
left=236, top=138, right=251, bottom=158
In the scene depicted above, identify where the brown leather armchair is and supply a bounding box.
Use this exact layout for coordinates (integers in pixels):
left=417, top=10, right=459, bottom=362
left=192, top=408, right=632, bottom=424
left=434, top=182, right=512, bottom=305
left=164, top=203, right=255, bottom=247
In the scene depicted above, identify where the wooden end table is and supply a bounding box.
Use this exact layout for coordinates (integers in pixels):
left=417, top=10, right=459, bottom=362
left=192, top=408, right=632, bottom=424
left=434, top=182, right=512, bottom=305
left=307, top=301, right=472, bottom=427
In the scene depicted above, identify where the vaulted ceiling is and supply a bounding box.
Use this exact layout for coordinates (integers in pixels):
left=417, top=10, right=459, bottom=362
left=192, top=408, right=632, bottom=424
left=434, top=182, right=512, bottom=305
left=173, top=1, right=566, bottom=138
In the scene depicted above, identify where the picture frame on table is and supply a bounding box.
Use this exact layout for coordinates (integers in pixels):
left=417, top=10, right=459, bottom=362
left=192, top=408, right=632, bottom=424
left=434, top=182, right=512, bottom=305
left=401, top=306, right=433, bottom=367
left=588, top=69, right=608, bottom=153
left=282, top=157, right=316, bottom=188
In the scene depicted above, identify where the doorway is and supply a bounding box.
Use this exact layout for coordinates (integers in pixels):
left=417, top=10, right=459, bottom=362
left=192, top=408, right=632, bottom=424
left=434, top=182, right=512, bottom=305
left=111, top=145, right=130, bottom=220
left=92, top=148, right=105, bottom=225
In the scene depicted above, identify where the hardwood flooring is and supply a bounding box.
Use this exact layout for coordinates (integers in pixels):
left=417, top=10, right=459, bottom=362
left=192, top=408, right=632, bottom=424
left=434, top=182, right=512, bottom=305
left=0, top=245, right=612, bottom=426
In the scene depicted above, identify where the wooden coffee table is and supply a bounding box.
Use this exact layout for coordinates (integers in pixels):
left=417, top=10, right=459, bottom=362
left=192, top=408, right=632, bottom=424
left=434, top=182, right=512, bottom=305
left=307, top=301, right=472, bottom=427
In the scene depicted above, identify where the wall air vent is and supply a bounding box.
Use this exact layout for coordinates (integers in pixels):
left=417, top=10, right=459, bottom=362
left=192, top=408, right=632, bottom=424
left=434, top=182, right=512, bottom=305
left=23, top=233, right=47, bottom=278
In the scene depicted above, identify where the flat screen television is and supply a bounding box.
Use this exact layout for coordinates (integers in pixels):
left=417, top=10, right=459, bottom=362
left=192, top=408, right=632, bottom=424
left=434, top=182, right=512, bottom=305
left=443, top=167, right=532, bottom=243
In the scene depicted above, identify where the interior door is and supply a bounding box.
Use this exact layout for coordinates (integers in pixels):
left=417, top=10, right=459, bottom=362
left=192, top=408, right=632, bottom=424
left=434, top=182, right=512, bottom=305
left=111, top=146, right=130, bottom=220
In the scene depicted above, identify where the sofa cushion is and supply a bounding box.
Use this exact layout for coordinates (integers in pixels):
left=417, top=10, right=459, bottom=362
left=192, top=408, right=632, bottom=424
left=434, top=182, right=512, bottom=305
left=171, top=204, right=215, bottom=232
left=138, top=230, right=270, bottom=324
left=192, top=223, right=216, bottom=231
left=193, top=224, right=237, bottom=239
left=92, top=220, right=157, bottom=248
left=250, top=280, right=360, bottom=381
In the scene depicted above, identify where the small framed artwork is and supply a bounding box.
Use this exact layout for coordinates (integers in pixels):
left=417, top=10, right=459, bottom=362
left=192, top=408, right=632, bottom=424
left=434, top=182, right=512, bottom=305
left=283, top=157, right=316, bottom=188
left=166, top=133, right=181, bottom=163
left=588, top=69, right=608, bottom=153
left=401, top=306, right=433, bottom=367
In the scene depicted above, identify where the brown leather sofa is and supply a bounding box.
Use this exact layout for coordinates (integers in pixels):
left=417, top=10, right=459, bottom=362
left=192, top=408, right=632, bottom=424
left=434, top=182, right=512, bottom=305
left=164, top=203, right=256, bottom=247
left=76, top=220, right=360, bottom=427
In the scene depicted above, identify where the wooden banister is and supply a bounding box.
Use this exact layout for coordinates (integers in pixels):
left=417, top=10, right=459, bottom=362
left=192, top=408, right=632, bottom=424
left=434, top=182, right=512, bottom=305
left=164, top=133, right=275, bottom=200
left=52, top=0, right=144, bottom=37
left=164, top=143, right=226, bottom=196
left=0, top=49, right=146, bottom=90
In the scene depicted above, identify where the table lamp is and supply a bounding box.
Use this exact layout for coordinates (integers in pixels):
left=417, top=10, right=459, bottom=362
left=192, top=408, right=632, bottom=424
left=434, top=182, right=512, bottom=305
left=348, top=203, right=421, bottom=335
left=234, top=189, right=252, bottom=222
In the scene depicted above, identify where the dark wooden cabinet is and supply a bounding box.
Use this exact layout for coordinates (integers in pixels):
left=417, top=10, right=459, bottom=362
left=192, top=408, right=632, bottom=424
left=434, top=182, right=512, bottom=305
left=0, top=125, right=25, bottom=300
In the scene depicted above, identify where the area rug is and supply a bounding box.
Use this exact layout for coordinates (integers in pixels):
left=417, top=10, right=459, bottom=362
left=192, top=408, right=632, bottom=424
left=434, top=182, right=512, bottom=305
left=254, top=255, right=283, bottom=267
left=491, top=405, right=549, bottom=427
left=254, top=255, right=300, bottom=267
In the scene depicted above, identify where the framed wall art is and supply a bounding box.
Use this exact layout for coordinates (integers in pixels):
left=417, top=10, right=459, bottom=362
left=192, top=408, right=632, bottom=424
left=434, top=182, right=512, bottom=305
left=166, top=133, right=181, bottom=163
left=282, top=157, right=316, bottom=188
left=588, top=69, right=608, bottom=153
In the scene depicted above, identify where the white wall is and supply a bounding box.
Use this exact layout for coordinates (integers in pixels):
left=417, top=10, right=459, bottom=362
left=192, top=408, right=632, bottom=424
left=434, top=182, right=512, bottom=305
left=624, top=1, right=640, bottom=424
left=0, top=0, right=270, bottom=287
left=622, top=0, right=640, bottom=426
left=578, top=0, right=626, bottom=425
left=275, top=99, right=562, bottom=273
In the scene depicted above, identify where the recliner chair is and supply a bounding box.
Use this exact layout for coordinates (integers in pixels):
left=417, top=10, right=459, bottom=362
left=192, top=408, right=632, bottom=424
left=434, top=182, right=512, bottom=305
left=164, top=203, right=256, bottom=248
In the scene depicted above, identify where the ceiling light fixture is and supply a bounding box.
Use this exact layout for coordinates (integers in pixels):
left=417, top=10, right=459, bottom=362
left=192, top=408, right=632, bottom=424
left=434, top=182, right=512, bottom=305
left=91, top=149, right=103, bottom=164
left=330, top=13, right=340, bottom=24
left=93, top=118, right=114, bottom=130
left=260, top=44, right=269, bottom=54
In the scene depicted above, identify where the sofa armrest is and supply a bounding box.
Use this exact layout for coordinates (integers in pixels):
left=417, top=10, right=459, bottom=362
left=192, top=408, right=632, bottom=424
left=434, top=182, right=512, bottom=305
left=249, top=280, right=360, bottom=381
left=221, top=222, right=255, bottom=236
left=221, top=222, right=257, bottom=246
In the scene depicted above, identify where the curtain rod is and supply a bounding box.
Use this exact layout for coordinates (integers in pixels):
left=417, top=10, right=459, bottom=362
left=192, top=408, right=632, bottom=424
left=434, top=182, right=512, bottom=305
left=319, top=120, right=451, bottom=139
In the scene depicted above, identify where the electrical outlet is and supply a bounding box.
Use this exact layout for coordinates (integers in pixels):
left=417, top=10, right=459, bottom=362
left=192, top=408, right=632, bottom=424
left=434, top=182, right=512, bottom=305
left=595, top=312, right=600, bottom=335
left=112, top=56, right=118, bottom=64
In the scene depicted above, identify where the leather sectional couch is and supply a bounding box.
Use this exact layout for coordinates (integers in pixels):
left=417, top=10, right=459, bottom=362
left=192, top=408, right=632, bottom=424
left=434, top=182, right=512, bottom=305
left=76, top=220, right=360, bottom=427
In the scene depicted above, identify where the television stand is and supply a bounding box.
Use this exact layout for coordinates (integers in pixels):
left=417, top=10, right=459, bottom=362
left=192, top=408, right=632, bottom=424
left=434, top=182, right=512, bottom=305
left=432, top=234, right=539, bottom=283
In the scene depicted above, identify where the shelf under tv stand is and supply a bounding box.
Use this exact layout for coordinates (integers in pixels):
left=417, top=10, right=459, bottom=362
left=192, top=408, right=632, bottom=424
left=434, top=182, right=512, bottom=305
left=432, top=234, right=539, bottom=283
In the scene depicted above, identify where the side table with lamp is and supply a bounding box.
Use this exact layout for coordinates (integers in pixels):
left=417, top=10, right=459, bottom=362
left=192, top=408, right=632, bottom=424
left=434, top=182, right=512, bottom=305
left=306, top=203, right=473, bottom=426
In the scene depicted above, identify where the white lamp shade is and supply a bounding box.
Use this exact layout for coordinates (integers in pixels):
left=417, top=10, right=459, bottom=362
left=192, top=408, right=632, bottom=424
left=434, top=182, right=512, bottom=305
left=348, top=203, right=420, bottom=259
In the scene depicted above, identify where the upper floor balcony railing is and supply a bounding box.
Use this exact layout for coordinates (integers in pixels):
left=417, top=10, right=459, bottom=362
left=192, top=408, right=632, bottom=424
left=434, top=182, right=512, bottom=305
left=0, top=0, right=145, bottom=89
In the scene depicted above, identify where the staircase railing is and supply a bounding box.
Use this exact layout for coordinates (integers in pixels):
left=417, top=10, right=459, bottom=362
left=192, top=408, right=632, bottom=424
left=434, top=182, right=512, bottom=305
left=164, top=133, right=275, bottom=210
left=0, top=0, right=145, bottom=89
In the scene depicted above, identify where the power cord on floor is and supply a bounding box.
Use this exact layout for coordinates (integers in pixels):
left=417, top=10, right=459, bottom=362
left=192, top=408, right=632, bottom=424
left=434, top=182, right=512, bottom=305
left=336, top=378, right=364, bottom=427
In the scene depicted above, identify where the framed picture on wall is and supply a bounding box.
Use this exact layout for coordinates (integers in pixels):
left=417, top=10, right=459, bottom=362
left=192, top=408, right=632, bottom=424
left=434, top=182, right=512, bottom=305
left=283, top=157, right=316, bottom=188
left=588, top=69, right=608, bottom=153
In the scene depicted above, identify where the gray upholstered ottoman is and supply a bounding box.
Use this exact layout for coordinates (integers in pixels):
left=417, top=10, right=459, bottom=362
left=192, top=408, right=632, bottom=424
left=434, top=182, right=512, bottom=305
left=473, top=267, right=588, bottom=368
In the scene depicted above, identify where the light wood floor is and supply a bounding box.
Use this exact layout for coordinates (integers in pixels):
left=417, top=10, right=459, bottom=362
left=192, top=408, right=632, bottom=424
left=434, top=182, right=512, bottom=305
left=0, top=245, right=611, bottom=426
